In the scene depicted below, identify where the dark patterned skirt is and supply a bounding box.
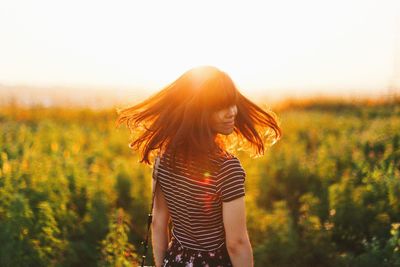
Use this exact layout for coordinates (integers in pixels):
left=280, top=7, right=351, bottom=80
left=162, top=236, right=233, bottom=267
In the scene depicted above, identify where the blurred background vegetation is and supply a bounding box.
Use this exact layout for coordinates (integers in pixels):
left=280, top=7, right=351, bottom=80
left=0, top=96, right=399, bottom=267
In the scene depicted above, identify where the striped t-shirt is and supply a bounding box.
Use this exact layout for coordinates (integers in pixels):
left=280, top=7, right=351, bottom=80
left=153, top=150, right=246, bottom=251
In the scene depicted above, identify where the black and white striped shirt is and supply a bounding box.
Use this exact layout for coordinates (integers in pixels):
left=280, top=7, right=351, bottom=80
left=154, top=150, right=246, bottom=251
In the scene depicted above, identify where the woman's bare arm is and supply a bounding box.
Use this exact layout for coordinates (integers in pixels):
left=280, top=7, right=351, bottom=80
left=151, top=182, right=170, bottom=267
left=223, top=196, right=254, bottom=267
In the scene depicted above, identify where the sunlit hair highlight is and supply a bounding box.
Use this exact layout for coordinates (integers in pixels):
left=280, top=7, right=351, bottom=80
left=115, top=65, right=282, bottom=171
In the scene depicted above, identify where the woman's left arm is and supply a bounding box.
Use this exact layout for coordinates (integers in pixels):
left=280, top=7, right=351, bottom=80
left=151, top=181, right=170, bottom=267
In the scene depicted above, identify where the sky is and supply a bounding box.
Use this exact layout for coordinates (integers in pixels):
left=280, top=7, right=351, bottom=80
left=0, top=0, right=399, bottom=100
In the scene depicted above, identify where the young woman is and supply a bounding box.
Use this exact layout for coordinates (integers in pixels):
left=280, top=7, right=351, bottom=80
left=116, top=66, right=282, bottom=267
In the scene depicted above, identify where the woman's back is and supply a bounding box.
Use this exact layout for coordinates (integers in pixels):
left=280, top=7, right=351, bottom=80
left=156, top=149, right=246, bottom=251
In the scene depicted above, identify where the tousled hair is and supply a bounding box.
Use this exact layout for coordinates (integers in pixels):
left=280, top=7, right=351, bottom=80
left=115, top=65, right=282, bottom=172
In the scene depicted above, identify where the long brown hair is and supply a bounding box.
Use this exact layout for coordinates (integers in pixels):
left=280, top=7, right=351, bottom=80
left=115, top=65, right=282, bottom=172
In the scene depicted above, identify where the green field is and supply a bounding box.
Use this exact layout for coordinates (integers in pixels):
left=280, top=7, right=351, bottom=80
left=1, top=97, right=399, bottom=267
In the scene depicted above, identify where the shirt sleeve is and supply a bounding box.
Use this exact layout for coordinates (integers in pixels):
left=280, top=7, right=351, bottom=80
left=152, top=156, right=161, bottom=194
left=215, top=156, right=246, bottom=202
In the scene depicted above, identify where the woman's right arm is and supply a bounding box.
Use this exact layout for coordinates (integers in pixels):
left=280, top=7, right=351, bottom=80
left=223, top=196, right=254, bottom=267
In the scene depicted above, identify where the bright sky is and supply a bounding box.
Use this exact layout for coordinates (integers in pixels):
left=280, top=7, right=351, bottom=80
left=0, top=0, right=399, bottom=98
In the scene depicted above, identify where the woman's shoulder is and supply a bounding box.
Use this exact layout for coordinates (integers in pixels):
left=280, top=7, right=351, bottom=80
left=215, top=151, right=246, bottom=187
left=216, top=151, right=244, bottom=171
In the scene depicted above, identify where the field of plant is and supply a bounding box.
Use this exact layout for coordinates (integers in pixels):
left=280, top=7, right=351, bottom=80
left=0, top=97, right=399, bottom=267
